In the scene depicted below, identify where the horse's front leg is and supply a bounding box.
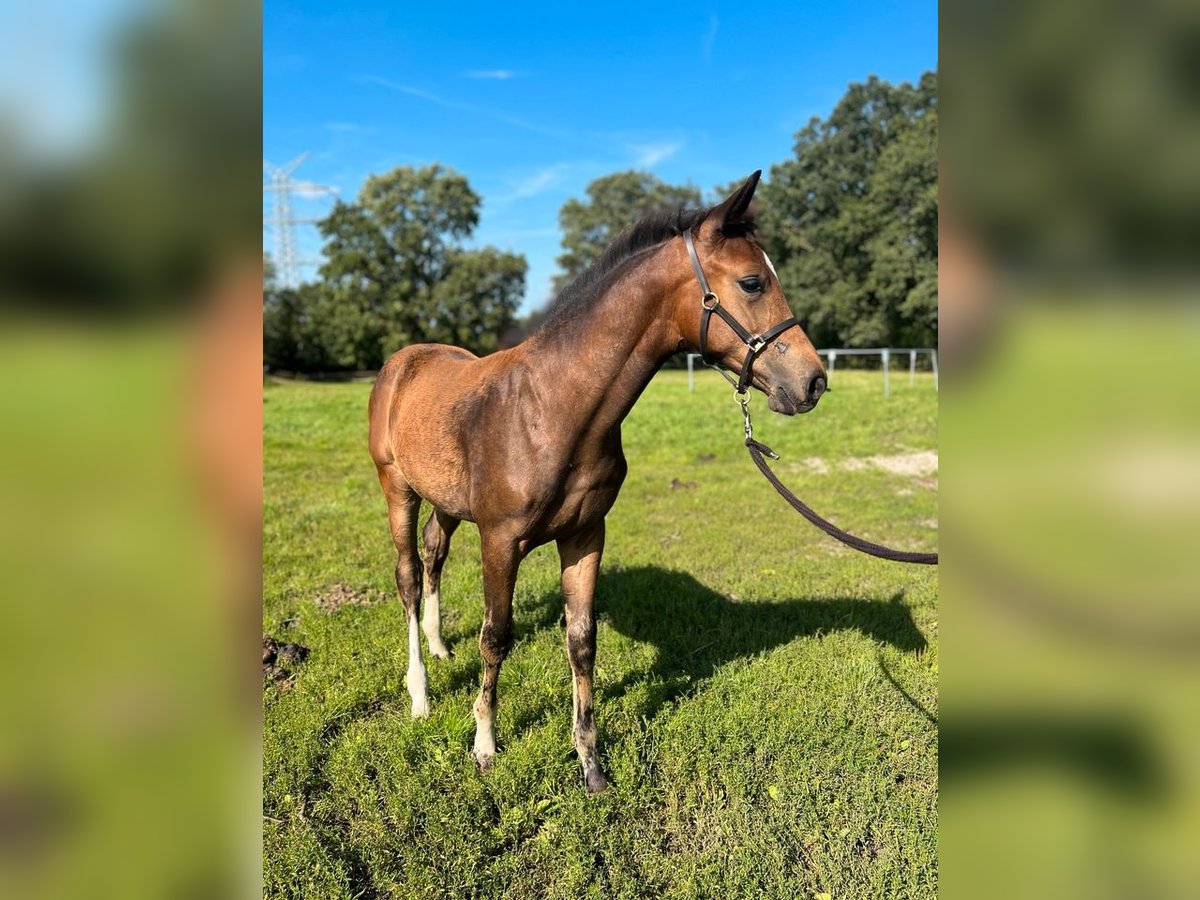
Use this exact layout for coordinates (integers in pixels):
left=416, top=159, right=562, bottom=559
left=557, top=522, right=609, bottom=793
left=472, top=531, right=520, bottom=771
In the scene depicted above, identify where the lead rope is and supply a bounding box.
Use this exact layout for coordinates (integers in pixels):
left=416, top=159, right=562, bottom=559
left=737, top=395, right=938, bottom=565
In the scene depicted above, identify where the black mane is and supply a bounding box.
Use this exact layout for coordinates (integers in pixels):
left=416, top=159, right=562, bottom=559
left=541, top=205, right=757, bottom=332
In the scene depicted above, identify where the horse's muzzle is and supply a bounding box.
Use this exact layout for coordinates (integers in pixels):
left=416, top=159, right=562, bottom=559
left=768, top=372, right=826, bottom=415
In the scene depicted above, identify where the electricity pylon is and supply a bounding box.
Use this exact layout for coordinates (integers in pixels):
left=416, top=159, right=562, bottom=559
left=263, top=152, right=337, bottom=288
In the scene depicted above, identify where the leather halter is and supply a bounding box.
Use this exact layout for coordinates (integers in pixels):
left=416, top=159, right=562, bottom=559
left=682, top=229, right=800, bottom=394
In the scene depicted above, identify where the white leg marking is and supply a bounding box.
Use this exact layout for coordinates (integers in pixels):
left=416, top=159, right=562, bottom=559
left=422, top=590, right=451, bottom=659
left=473, top=695, right=496, bottom=761
left=405, top=613, right=429, bottom=718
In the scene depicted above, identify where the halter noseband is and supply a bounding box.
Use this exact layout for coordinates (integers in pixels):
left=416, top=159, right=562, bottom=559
left=682, top=229, right=799, bottom=394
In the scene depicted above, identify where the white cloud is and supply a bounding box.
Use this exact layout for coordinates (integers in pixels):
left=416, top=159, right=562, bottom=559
left=362, top=75, right=571, bottom=141
left=464, top=69, right=524, bottom=80
left=487, top=164, right=573, bottom=206
left=507, top=163, right=570, bottom=200
left=631, top=140, right=683, bottom=167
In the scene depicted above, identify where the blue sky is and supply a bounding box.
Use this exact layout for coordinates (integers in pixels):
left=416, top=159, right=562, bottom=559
left=264, top=1, right=937, bottom=314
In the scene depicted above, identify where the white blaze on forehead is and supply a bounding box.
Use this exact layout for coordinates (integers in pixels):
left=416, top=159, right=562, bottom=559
left=762, top=248, right=779, bottom=281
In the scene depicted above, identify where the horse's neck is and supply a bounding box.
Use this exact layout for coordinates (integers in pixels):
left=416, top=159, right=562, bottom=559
left=522, top=260, right=679, bottom=440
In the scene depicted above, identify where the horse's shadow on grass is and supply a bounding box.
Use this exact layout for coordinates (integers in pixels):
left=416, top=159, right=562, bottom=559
left=483, top=565, right=928, bottom=731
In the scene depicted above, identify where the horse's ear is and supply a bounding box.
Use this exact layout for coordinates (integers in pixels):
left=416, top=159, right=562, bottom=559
left=703, top=170, right=761, bottom=236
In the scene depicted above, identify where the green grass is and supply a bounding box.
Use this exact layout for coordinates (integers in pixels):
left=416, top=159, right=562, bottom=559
left=264, top=368, right=938, bottom=899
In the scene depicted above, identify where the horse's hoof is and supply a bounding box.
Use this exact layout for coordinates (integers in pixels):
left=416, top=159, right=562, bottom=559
left=410, top=699, right=429, bottom=719
left=585, top=769, right=609, bottom=794
left=473, top=751, right=494, bottom=773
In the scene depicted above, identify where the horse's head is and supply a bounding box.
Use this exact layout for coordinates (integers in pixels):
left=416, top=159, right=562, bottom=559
left=674, top=171, right=827, bottom=415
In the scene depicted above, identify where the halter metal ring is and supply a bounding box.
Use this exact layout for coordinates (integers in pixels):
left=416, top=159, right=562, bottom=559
left=737, top=393, right=753, bottom=439
left=701, top=291, right=720, bottom=310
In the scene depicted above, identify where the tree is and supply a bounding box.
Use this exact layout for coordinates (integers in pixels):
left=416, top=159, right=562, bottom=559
left=310, top=165, right=526, bottom=369
left=425, top=248, right=527, bottom=354
left=0, top=0, right=259, bottom=311
left=554, top=171, right=701, bottom=296
left=263, top=253, right=306, bottom=371
left=758, top=73, right=938, bottom=350
left=263, top=285, right=300, bottom=371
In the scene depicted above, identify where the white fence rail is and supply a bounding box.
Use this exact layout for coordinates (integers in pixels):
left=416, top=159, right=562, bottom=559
left=686, top=348, right=938, bottom=397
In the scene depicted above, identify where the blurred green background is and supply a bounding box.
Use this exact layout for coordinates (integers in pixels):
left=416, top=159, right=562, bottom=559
left=942, top=1, right=1200, bottom=897
left=1, top=0, right=260, bottom=897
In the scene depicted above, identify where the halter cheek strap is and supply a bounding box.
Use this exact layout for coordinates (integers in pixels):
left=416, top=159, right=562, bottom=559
left=682, top=230, right=799, bottom=394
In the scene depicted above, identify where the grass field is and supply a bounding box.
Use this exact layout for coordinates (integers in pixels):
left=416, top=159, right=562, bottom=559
left=263, top=368, right=938, bottom=899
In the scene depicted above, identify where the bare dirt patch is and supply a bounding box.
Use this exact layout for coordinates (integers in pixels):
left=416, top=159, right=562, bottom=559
left=314, top=582, right=387, bottom=612
left=786, top=451, right=938, bottom=479
left=865, top=450, right=938, bottom=477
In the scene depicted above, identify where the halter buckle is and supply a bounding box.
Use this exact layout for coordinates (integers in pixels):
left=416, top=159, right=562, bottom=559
left=701, top=291, right=720, bottom=310
left=747, top=335, right=767, bottom=355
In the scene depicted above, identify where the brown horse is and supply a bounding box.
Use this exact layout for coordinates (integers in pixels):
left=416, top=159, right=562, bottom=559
left=368, top=172, right=826, bottom=792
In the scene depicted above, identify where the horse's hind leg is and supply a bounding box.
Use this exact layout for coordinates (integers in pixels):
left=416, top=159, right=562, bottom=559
left=420, top=508, right=460, bottom=659
left=380, top=468, right=429, bottom=717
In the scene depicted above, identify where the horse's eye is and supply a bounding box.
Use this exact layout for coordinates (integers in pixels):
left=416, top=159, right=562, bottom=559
left=738, top=277, right=764, bottom=294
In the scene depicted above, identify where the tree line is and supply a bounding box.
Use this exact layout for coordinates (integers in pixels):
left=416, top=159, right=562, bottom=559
left=264, top=72, right=936, bottom=372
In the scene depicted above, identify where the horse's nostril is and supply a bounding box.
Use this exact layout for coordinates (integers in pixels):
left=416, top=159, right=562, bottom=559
left=808, top=374, right=827, bottom=400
